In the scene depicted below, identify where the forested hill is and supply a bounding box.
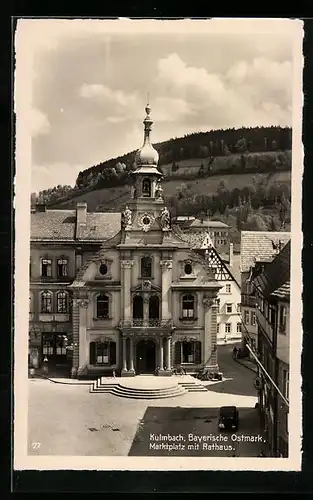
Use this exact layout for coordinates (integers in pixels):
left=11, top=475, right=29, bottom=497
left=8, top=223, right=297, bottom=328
left=75, top=126, right=291, bottom=190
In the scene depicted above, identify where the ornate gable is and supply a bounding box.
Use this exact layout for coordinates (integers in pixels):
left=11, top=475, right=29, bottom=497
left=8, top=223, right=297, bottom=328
left=131, top=280, right=162, bottom=293
left=204, top=247, right=234, bottom=281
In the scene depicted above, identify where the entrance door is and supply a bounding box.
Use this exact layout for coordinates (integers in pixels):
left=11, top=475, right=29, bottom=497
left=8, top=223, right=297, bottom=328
left=136, top=339, right=156, bottom=374
left=42, top=333, right=71, bottom=374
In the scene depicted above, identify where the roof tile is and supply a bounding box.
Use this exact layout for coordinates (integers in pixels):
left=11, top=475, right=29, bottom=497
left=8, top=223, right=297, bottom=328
left=31, top=209, right=121, bottom=242
left=240, top=231, right=291, bottom=273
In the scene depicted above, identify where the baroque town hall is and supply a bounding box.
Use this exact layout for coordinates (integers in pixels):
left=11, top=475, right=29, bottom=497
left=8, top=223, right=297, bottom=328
left=29, top=104, right=224, bottom=378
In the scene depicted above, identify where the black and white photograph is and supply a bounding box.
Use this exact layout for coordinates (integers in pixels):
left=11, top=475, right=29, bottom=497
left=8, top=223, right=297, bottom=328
left=14, top=18, right=303, bottom=471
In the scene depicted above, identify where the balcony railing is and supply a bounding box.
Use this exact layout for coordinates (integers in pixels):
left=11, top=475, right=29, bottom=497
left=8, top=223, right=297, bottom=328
left=119, top=319, right=173, bottom=328
left=37, top=313, right=71, bottom=322
left=241, top=294, right=257, bottom=308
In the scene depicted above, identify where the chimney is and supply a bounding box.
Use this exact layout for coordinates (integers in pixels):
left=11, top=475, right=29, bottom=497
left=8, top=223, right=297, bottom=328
left=229, top=242, right=234, bottom=267
left=76, top=203, right=87, bottom=239
left=76, top=203, right=87, bottom=225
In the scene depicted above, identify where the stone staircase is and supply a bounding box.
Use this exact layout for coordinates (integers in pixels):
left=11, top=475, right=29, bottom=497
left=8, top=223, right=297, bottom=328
left=90, top=376, right=208, bottom=399
left=177, top=381, right=208, bottom=393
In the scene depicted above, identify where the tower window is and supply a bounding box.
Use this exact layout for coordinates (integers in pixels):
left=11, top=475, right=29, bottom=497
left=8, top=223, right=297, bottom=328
left=142, top=178, right=151, bottom=197
left=141, top=256, right=152, bottom=278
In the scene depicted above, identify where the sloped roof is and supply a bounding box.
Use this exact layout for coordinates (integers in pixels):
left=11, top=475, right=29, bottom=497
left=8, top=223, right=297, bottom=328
left=251, top=240, right=291, bottom=299
left=188, top=219, right=230, bottom=229
left=176, top=229, right=215, bottom=250
left=225, top=254, right=241, bottom=287
left=31, top=209, right=121, bottom=242
left=78, top=213, right=121, bottom=241
left=271, top=281, right=290, bottom=301
left=240, top=231, right=291, bottom=273
left=31, top=210, right=76, bottom=240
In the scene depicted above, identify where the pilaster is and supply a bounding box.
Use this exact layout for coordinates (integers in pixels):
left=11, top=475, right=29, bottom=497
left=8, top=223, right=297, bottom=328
left=121, top=260, right=134, bottom=320
left=203, top=295, right=219, bottom=371
left=73, top=298, right=89, bottom=374
left=128, top=337, right=135, bottom=374
left=160, top=260, right=173, bottom=320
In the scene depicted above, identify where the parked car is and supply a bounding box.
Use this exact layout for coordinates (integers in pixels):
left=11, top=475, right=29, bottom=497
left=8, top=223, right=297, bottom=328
left=218, top=406, right=239, bottom=431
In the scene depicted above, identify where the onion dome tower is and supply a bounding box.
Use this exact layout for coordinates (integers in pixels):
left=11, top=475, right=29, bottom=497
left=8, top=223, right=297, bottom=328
left=131, top=102, right=163, bottom=200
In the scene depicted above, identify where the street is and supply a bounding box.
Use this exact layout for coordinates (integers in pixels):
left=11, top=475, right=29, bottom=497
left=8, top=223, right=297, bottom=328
left=27, top=344, right=263, bottom=457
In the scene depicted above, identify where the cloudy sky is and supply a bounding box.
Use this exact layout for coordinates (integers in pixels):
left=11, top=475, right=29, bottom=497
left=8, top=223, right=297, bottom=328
left=15, top=19, right=301, bottom=193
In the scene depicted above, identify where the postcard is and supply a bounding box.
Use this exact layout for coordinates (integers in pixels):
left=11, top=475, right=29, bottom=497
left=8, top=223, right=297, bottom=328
left=14, top=17, right=303, bottom=472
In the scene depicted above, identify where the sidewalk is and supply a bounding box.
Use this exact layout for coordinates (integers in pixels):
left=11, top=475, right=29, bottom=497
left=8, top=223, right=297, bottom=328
left=234, top=356, right=258, bottom=374
left=29, top=374, right=91, bottom=385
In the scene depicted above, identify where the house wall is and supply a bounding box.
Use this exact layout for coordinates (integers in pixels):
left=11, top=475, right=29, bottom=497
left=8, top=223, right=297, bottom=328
left=276, top=300, right=290, bottom=365
left=217, top=280, right=242, bottom=343
left=30, top=246, right=76, bottom=280
left=276, top=358, right=289, bottom=457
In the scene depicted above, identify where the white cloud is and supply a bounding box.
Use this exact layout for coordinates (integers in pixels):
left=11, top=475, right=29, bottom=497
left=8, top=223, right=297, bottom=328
left=153, top=97, right=196, bottom=122
left=79, top=83, right=138, bottom=107
left=31, top=108, right=51, bottom=137
left=156, top=53, right=292, bottom=129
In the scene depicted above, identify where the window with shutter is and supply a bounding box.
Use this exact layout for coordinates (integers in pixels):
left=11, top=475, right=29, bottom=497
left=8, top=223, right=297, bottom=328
left=89, top=342, right=96, bottom=364
left=195, top=341, right=201, bottom=364
left=174, top=341, right=182, bottom=364
left=109, top=342, right=116, bottom=365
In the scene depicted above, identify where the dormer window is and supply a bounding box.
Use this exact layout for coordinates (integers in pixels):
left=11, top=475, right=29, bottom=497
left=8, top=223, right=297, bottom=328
left=99, top=263, right=108, bottom=276
left=184, top=262, right=193, bottom=275
left=142, top=178, right=151, bottom=197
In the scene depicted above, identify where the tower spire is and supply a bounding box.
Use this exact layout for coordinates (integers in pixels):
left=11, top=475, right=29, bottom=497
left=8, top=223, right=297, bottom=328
left=134, top=99, right=159, bottom=168
left=143, top=97, right=153, bottom=144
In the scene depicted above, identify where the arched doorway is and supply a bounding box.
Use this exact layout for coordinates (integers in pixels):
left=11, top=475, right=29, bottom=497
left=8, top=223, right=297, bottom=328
left=149, top=295, right=160, bottom=320
left=136, top=339, right=156, bottom=374
left=133, top=295, right=144, bottom=319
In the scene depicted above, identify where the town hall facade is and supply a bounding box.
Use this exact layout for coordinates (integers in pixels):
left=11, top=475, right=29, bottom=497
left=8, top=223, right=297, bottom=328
left=29, top=104, right=222, bottom=378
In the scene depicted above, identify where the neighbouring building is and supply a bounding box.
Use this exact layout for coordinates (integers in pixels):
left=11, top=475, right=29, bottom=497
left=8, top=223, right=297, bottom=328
left=174, top=216, right=231, bottom=249
left=29, top=104, right=223, bottom=378
left=271, top=280, right=290, bottom=457
left=240, top=231, right=291, bottom=357
left=249, top=240, right=291, bottom=457
left=176, top=225, right=242, bottom=344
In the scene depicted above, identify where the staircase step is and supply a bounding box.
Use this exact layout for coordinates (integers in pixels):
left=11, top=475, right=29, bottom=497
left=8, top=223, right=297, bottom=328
left=178, top=382, right=208, bottom=392
left=90, top=377, right=209, bottom=398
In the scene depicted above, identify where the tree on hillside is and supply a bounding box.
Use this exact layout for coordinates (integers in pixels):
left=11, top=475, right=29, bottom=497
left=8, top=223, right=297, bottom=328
left=269, top=216, right=281, bottom=231
left=217, top=179, right=228, bottom=194
left=279, top=192, right=291, bottom=228
left=244, top=214, right=268, bottom=231
left=235, top=137, right=247, bottom=153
